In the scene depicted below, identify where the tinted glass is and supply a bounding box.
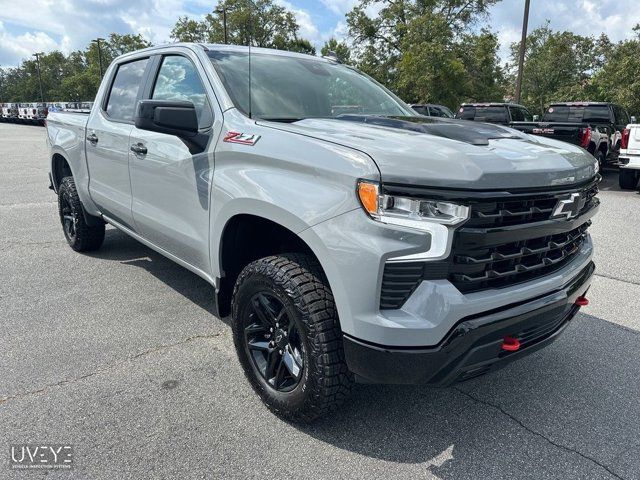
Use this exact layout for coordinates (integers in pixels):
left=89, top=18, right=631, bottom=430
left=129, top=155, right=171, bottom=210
left=509, top=106, right=532, bottom=122
left=412, top=106, right=429, bottom=116
left=106, top=58, right=149, bottom=122
left=430, top=106, right=454, bottom=118
left=457, top=106, right=475, bottom=119
left=152, top=56, right=213, bottom=128
left=473, top=106, right=508, bottom=123
left=613, top=105, right=630, bottom=125
left=208, top=51, right=413, bottom=120
left=543, top=105, right=610, bottom=123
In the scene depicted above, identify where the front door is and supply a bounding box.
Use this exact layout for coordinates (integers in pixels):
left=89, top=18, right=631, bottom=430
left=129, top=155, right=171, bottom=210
left=129, top=54, right=216, bottom=272
left=86, top=57, right=150, bottom=229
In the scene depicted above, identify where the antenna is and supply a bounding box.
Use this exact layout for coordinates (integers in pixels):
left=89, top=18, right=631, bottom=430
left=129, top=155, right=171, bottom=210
left=247, top=1, right=253, bottom=119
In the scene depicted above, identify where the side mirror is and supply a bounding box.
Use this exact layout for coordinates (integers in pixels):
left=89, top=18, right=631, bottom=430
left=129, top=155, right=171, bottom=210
left=135, top=100, right=198, bottom=137
left=533, top=115, right=539, bottom=122
left=631, top=116, right=637, bottom=124
left=135, top=100, right=209, bottom=153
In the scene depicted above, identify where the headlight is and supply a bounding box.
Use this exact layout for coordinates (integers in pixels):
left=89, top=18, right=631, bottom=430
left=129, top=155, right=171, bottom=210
left=357, top=180, right=469, bottom=231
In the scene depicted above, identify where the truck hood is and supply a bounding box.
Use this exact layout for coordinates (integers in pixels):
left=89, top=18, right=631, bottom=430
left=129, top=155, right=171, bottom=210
left=260, top=116, right=597, bottom=189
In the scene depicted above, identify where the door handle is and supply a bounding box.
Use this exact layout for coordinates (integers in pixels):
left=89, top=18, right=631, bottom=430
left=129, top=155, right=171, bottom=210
left=86, top=133, right=98, bottom=145
left=130, top=143, right=147, bottom=155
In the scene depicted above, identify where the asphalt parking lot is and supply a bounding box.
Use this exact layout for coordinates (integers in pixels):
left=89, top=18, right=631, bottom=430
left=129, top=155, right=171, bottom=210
left=1, top=121, right=639, bottom=479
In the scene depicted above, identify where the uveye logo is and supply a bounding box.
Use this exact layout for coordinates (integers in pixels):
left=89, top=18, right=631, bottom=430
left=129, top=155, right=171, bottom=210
left=9, top=444, right=73, bottom=470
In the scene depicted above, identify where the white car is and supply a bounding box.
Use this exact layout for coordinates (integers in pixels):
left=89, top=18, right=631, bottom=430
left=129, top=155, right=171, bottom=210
left=619, top=124, right=640, bottom=189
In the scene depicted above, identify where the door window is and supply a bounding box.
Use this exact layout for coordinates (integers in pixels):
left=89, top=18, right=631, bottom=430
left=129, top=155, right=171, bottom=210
left=152, top=56, right=213, bottom=129
left=105, top=58, right=149, bottom=122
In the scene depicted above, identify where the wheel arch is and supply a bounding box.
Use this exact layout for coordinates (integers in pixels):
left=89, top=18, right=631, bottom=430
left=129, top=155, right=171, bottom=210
left=51, top=151, right=74, bottom=192
left=213, top=208, right=335, bottom=318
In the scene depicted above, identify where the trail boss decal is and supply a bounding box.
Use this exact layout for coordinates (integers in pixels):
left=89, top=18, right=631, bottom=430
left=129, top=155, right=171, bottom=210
left=223, top=131, right=261, bottom=145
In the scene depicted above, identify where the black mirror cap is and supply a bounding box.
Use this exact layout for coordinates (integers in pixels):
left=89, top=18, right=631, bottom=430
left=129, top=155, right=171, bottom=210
left=135, top=100, right=199, bottom=138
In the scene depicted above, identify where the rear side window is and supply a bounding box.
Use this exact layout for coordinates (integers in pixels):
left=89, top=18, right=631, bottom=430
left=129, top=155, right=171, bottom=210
left=509, top=106, right=532, bottom=122
left=474, top=106, right=508, bottom=123
left=430, top=106, right=453, bottom=118
left=544, top=105, right=610, bottom=123
left=613, top=105, right=630, bottom=125
left=457, top=106, right=475, bottom=119
left=105, top=58, right=149, bottom=122
left=412, top=105, right=429, bottom=116
left=152, top=56, right=212, bottom=129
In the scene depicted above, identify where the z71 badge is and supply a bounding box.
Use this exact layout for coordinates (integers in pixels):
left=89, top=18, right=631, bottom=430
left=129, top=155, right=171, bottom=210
left=223, top=131, right=261, bottom=145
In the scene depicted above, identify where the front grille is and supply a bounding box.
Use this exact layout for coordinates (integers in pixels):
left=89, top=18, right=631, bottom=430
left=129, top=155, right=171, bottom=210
left=379, top=179, right=598, bottom=309
left=450, top=222, right=589, bottom=293
left=465, top=182, right=598, bottom=228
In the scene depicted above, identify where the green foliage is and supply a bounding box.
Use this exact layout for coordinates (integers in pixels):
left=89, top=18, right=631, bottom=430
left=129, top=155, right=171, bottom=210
left=1, top=2, right=638, bottom=118
left=0, top=33, right=152, bottom=102
left=508, top=23, right=600, bottom=115
left=346, top=0, right=504, bottom=108
left=321, top=38, right=352, bottom=64
left=588, top=26, right=640, bottom=117
left=170, top=0, right=312, bottom=53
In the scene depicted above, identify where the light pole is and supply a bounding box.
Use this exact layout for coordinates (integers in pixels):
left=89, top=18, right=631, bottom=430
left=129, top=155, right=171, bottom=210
left=514, top=0, right=531, bottom=104
left=33, top=52, right=45, bottom=103
left=215, top=7, right=229, bottom=44
left=92, top=38, right=105, bottom=78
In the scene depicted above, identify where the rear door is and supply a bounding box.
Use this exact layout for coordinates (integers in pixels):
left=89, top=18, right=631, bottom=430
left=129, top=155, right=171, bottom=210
left=128, top=51, right=218, bottom=272
left=86, top=56, right=151, bottom=229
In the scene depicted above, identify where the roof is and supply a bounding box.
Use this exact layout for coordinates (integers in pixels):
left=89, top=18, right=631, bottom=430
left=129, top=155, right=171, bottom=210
left=459, top=102, right=527, bottom=108
left=547, top=102, right=612, bottom=106
left=115, top=42, right=334, bottom=64
left=410, top=103, right=449, bottom=108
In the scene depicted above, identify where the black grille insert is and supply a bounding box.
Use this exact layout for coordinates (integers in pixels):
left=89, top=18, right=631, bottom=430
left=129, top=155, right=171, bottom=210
left=380, top=262, right=425, bottom=309
left=450, top=223, right=590, bottom=293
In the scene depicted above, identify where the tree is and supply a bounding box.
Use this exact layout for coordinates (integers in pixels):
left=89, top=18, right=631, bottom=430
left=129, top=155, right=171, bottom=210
left=346, top=0, right=502, bottom=107
left=170, top=0, right=314, bottom=53
left=508, top=24, right=599, bottom=115
left=589, top=25, right=640, bottom=116
left=321, top=38, right=352, bottom=63
left=171, top=16, right=208, bottom=42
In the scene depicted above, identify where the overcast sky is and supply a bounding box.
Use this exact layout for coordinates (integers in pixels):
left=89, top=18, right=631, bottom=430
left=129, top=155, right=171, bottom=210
left=1, top=0, right=639, bottom=67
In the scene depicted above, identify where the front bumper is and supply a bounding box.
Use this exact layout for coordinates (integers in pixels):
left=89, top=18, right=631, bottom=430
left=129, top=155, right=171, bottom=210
left=343, top=261, right=594, bottom=385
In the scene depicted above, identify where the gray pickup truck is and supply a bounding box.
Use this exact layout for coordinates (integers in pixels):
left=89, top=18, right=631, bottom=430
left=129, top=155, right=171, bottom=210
left=47, top=43, right=599, bottom=422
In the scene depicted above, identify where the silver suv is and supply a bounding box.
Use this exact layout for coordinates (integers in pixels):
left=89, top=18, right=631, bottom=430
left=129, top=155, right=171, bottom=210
left=46, top=44, right=599, bottom=422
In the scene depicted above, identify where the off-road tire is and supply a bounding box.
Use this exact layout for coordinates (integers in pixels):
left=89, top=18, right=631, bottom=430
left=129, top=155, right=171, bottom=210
left=58, top=176, right=105, bottom=252
left=232, top=253, right=353, bottom=423
left=619, top=169, right=639, bottom=190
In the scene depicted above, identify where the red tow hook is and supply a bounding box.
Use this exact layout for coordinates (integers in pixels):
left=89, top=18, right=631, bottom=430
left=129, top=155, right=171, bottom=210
left=501, top=336, right=520, bottom=352
left=575, top=296, right=589, bottom=306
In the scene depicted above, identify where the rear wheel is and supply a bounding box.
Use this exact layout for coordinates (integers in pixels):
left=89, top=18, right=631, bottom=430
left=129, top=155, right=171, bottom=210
left=58, top=176, right=105, bottom=251
left=232, top=254, right=353, bottom=422
left=619, top=169, right=639, bottom=190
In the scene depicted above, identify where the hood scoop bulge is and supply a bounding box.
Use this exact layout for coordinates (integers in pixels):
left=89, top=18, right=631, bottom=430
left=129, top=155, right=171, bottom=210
left=335, top=114, right=523, bottom=147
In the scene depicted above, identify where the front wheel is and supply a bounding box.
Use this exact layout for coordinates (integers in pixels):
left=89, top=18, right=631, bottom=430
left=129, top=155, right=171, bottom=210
left=619, top=169, right=639, bottom=190
left=596, top=150, right=605, bottom=172
left=232, top=254, right=353, bottom=422
left=58, top=176, right=105, bottom=251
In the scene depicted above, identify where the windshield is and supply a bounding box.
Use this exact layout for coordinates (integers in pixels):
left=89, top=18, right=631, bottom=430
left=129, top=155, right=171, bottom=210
left=208, top=51, right=414, bottom=120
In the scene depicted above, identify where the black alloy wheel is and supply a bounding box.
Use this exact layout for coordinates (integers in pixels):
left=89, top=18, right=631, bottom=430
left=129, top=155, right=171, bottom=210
left=244, top=292, right=305, bottom=392
left=60, top=189, right=77, bottom=243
